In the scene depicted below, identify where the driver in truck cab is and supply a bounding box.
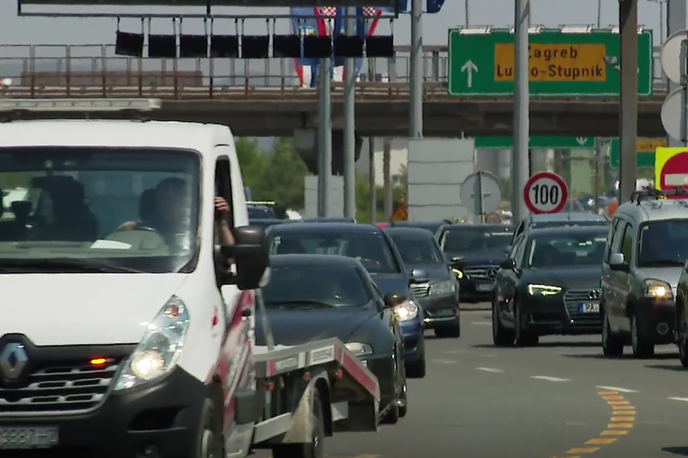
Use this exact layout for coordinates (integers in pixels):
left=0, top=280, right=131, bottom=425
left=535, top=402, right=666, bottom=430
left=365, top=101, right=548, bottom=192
left=118, top=177, right=235, bottom=249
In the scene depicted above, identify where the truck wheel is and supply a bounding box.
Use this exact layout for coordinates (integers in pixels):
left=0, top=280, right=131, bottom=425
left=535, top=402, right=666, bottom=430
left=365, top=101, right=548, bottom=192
left=630, top=313, right=654, bottom=359
left=602, top=312, right=624, bottom=357
left=196, top=398, right=224, bottom=458
left=434, top=315, right=461, bottom=338
left=272, top=392, right=325, bottom=458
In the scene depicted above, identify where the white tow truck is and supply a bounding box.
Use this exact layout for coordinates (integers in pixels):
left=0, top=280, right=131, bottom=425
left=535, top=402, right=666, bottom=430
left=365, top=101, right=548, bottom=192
left=0, top=99, right=381, bottom=458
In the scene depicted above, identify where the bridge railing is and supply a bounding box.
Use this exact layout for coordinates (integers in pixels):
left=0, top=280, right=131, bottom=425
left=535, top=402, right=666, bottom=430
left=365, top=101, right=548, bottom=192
left=0, top=43, right=665, bottom=99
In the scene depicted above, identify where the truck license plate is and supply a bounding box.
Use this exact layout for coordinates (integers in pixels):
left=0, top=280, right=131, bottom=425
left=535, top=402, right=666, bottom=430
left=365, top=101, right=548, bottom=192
left=476, top=284, right=493, bottom=292
left=0, top=427, right=58, bottom=449
left=579, top=303, right=600, bottom=313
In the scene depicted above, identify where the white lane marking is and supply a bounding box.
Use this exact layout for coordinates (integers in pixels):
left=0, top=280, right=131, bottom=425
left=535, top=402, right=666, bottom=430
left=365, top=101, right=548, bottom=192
left=530, top=376, right=570, bottom=382
left=471, top=321, right=492, bottom=326
left=597, top=386, right=638, bottom=393
left=476, top=367, right=503, bottom=373
left=430, top=359, right=458, bottom=364
left=443, top=350, right=463, bottom=355
left=669, top=397, right=688, bottom=402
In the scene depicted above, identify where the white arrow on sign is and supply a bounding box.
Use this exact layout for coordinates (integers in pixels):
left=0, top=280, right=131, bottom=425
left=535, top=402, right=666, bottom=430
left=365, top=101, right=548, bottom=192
left=576, top=137, right=588, bottom=145
left=461, top=60, right=478, bottom=88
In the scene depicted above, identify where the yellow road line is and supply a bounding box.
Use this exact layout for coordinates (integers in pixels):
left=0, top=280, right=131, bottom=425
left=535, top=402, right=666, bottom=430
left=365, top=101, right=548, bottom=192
left=598, top=391, right=618, bottom=395
left=610, top=416, right=635, bottom=421
left=601, top=430, right=629, bottom=436
left=608, top=423, right=634, bottom=428
left=586, top=438, right=617, bottom=445
left=607, top=401, right=630, bottom=405
left=567, top=447, right=599, bottom=453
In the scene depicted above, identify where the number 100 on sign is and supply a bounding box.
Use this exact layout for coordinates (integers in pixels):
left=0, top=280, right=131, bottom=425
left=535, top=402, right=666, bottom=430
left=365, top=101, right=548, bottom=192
left=524, top=172, right=569, bottom=214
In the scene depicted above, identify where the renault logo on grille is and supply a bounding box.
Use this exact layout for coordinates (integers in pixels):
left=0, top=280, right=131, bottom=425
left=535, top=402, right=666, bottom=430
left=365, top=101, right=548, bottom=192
left=588, top=289, right=601, bottom=300
left=0, top=343, right=28, bottom=380
left=487, top=268, right=498, bottom=279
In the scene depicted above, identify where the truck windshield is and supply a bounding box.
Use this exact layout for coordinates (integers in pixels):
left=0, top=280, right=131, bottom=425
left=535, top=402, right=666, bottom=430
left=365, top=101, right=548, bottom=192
left=0, top=146, right=201, bottom=273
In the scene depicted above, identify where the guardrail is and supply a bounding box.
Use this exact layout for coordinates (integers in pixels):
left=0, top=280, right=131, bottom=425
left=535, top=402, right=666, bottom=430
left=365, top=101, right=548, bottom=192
left=0, top=43, right=666, bottom=98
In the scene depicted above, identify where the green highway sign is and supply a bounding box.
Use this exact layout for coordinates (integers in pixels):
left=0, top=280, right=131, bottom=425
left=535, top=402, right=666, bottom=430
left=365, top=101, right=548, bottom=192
left=608, top=138, right=666, bottom=169
left=448, top=29, right=653, bottom=97
left=475, top=136, right=595, bottom=149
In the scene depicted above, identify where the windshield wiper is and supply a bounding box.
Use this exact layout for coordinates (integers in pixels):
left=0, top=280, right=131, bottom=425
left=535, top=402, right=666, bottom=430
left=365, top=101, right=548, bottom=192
left=639, top=260, right=684, bottom=267
left=265, top=300, right=335, bottom=308
left=0, top=258, right=143, bottom=273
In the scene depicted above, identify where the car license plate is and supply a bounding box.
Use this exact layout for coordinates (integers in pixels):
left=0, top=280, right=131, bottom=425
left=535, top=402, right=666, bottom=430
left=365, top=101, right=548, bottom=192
left=0, top=427, right=58, bottom=449
left=476, top=284, right=493, bottom=292
left=579, top=303, right=600, bottom=313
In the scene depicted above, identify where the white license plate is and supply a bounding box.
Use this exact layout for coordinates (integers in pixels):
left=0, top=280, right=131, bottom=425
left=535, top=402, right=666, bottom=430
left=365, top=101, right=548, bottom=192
left=476, top=284, right=493, bottom=292
left=0, top=427, right=58, bottom=449
left=579, top=303, right=600, bottom=313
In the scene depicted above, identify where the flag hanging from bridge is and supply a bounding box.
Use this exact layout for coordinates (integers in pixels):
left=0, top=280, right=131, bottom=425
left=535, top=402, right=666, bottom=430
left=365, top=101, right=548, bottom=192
left=290, top=6, right=389, bottom=88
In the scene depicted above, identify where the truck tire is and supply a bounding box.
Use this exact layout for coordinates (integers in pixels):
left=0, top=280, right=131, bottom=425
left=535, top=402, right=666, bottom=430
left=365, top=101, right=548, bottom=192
left=272, top=391, right=325, bottom=458
left=196, top=398, right=224, bottom=458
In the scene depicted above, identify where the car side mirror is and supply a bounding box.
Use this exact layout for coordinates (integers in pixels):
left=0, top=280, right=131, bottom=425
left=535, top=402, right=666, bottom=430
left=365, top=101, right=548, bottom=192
left=220, top=225, right=269, bottom=290
left=608, top=253, right=628, bottom=272
left=383, top=291, right=407, bottom=308
left=499, top=258, right=515, bottom=270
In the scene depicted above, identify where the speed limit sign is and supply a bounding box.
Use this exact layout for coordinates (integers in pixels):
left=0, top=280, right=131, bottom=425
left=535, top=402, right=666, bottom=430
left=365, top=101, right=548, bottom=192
left=523, top=172, right=568, bottom=214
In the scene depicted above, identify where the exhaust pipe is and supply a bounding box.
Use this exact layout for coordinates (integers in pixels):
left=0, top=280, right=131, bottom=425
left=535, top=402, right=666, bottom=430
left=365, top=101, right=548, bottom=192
left=657, top=323, right=670, bottom=336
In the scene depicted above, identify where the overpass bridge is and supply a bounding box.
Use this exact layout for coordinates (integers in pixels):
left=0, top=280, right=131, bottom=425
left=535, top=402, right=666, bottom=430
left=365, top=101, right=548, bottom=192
left=0, top=43, right=668, bottom=138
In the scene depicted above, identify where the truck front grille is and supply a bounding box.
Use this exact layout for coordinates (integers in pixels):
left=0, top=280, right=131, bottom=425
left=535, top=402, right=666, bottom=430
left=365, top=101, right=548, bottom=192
left=0, top=360, right=121, bottom=414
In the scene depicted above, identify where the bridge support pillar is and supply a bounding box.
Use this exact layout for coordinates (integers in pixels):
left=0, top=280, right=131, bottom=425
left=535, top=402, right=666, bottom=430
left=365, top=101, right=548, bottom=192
left=294, top=129, right=362, bottom=176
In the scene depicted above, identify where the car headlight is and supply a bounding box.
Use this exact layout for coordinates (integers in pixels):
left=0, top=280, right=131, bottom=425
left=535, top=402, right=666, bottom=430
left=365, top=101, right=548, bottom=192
left=430, top=279, right=456, bottom=295
left=114, top=296, right=190, bottom=391
left=345, top=342, right=373, bottom=357
left=394, top=300, right=419, bottom=322
left=452, top=268, right=464, bottom=279
left=643, top=279, right=674, bottom=299
left=527, top=284, right=562, bottom=296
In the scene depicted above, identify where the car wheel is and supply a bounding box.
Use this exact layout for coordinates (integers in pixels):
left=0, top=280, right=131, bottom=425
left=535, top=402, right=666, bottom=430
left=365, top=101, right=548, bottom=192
left=434, top=315, right=461, bottom=338
left=492, top=299, right=514, bottom=347
left=602, top=311, right=624, bottom=357
left=630, top=312, right=654, bottom=359
left=514, top=300, right=539, bottom=347
left=382, top=352, right=401, bottom=424
left=679, top=307, right=688, bottom=368
left=398, top=380, right=408, bottom=418
left=272, top=391, right=325, bottom=458
left=405, top=336, right=426, bottom=378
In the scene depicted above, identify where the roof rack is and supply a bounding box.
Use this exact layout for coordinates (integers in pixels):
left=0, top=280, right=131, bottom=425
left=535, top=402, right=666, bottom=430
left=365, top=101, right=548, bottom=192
left=630, top=186, right=688, bottom=204
left=0, top=98, right=161, bottom=112
left=247, top=201, right=276, bottom=206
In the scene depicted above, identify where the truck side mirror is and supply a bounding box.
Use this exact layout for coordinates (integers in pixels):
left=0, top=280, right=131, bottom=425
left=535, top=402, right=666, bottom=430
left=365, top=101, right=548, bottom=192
left=221, top=225, right=269, bottom=290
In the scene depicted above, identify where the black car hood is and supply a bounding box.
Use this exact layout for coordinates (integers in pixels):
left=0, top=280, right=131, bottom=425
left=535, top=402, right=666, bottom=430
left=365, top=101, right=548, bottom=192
left=447, top=250, right=506, bottom=265
left=255, top=306, right=380, bottom=346
left=404, top=263, right=451, bottom=281
left=369, top=273, right=410, bottom=294
left=521, top=265, right=602, bottom=289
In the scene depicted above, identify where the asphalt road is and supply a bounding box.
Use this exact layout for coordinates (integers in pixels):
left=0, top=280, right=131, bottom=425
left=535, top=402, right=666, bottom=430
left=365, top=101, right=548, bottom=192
left=258, top=307, right=688, bottom=458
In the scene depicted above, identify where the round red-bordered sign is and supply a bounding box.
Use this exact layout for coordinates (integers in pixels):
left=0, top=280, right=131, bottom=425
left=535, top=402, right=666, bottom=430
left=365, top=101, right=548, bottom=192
left=523, top=172, right=568, bottom=214
left=660, top=151, right=688, bottom=199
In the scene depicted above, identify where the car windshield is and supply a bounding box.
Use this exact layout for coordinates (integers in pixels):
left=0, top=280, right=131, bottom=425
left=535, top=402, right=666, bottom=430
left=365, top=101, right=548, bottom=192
left=269, top=232, right=400, bottom=274
left=0, top=146, right=201, bottom=273
left=440, top=227, right=514, bottom=253
left=262, top=264, right=371, bottom=307
left=531, top=220, right=607, bottom=230
left=638, top=219, right=688, bottom=266
left=388, top=232, right=443, bottom=265
left=527, top=231, right=608, bottom=268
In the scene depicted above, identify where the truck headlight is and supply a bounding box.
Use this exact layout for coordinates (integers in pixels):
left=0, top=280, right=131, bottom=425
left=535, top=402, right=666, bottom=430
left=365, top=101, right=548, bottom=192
left=114, top=296, right=190, bottom=391
left=527, top=284, right=562, bottom=296
left=345, top=342, right=373, bottom=357
left=394, top=300, right=419, bottom=322
left=643, top=279, right=674, bottom=299
left=430, top=280, right=455, bottom=295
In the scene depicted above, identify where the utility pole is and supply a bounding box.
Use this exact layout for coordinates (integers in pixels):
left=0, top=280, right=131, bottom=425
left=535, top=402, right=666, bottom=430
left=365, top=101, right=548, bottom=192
left=410, top=0, right=423, bottom=139
left=317, top=58, right=333, bottom=217
left=619, top=0, right=638, bottom=203
left=511, top=0, right=530, bottom=223
left=343, top=7, right=356, bottom=219
left=667, top=0, right=685, bottom=148
left=465, top=0, right=470, bottom=27
left=369, top=138, right=376, bottom=222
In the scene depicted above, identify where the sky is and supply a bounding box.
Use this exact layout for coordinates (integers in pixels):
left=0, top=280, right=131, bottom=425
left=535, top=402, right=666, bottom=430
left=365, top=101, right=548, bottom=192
left=0, top=0, right=675, bottom=47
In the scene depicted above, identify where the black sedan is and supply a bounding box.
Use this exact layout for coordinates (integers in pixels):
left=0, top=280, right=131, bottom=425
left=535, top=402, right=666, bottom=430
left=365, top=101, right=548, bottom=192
left=492, top=226, right=608, bottom=347
left=266, top=222, right=427, bottom=378
left=385, top=227, right=461, bottom=338
left=256, top=254, right=407, bottom=423
left=436, top=224, right=515, bottom=302
left=389, top=219, right=452, bottom=234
